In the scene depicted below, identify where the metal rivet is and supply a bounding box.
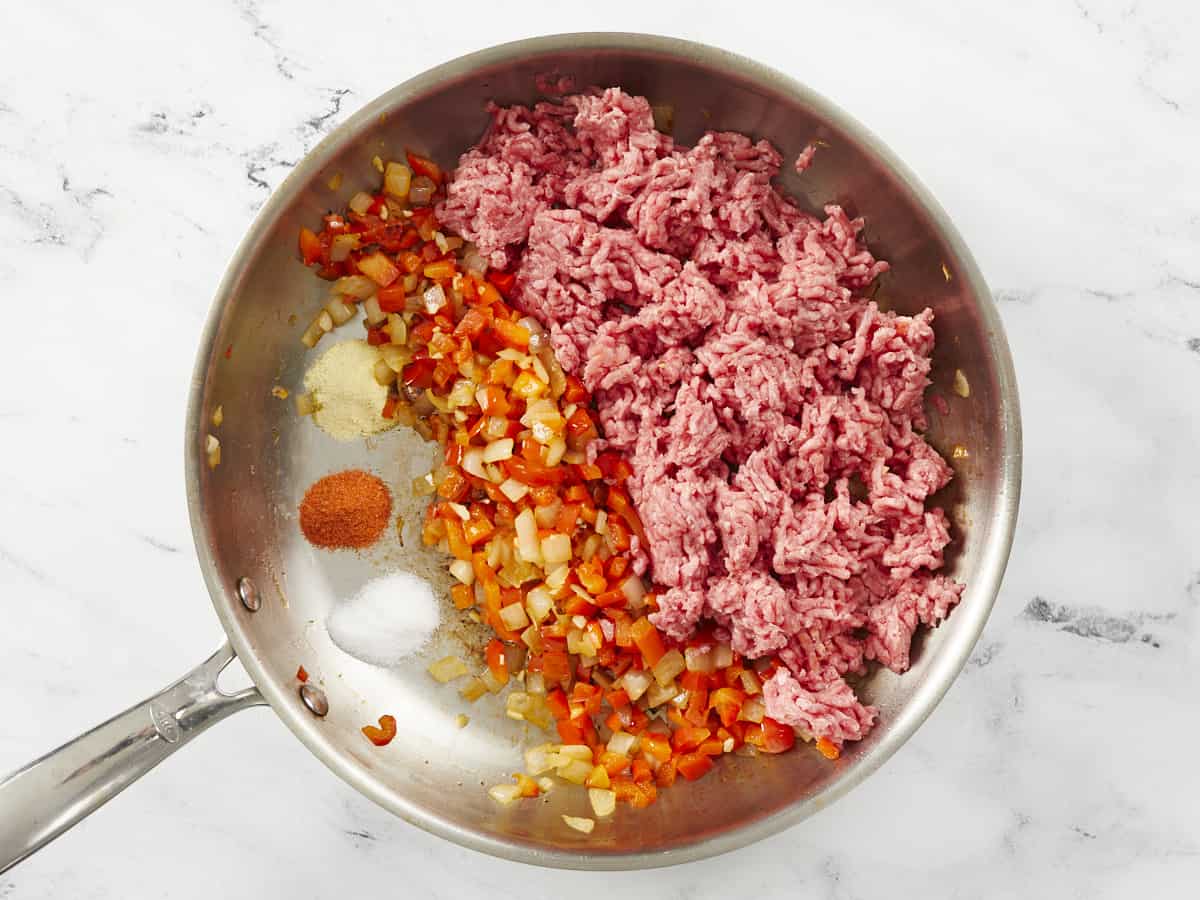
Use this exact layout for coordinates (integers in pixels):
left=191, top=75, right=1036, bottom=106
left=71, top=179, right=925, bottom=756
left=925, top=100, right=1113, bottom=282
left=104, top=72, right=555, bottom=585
left=237, top=577, right=261, bottom=612
left=299, top=684, right=329, bottom=717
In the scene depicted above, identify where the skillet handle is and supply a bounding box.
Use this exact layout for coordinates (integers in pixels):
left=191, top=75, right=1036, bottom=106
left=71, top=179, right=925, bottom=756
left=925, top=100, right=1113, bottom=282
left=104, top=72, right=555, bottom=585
left=0, top=642, right=264, bottom=873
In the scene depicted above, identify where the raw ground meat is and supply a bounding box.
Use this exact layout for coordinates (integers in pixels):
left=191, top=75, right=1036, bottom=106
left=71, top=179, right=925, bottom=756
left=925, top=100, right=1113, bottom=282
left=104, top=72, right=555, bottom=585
left=439, top=88, right=963, bottom=747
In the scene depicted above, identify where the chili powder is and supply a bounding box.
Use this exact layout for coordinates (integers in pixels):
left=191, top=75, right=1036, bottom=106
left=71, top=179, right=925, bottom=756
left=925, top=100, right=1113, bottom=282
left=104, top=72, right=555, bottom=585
left=299, top=470, right=391, bottom=550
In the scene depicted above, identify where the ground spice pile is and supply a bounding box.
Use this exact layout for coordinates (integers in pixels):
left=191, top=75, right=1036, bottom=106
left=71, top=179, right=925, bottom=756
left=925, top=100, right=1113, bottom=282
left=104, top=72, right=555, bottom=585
left=299, top=470, right=392, bottom=550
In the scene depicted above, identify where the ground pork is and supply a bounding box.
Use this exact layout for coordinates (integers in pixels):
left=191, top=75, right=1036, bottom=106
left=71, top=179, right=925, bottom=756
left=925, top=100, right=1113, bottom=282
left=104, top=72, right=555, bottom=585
left=439, top=87, right=962, bottom=748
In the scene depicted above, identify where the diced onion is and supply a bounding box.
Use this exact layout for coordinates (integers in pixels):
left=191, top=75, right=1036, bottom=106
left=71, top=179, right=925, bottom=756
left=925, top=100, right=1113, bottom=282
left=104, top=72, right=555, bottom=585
left=505, top=691, right=531, bottom=720
left=329, top=233, right=359, bottom=262
left=499, top=601, right=530, bottom=631
left=324, top=296, right=356, bottom=326
left=524, top=744, right=558, bottom=776
left=379, top=343, right=411, bottom=372
left=557, top=761, right=592, bottom=785
left=562, top=815, right=595, bottom=834
left=594, top=510, right=608, bottom=536
left=714, top=643, right=734, bottom=670
left=331, top=275, right=376, bottom=300
left=384, top=162, right=412, bottom=199
left=462, top=247, right=486, bottom=274
left=488, top=784, right=521, bottom=805
left=544, top=437, right=567, bottom=467
left=423, top=283, right=446, bottom=314
left=652, top=649, right=686, bottom=686
left=448, top=379, right=475, bottom=409
left=514, top=509, right=541, bottom=564
left=534, top=498, right=562, bottom=529
left=525, top=672, right=546, bottom=695
left=499, top=478, right=529, bottom=503
left=427, top=656, right=469, bottom=683
left=541, top=533, right=572, bottom=567
left=740, top=669, right=762, bottom=695
left=645, top=679, right=679, bottom=708
left=300, top=317, right=325, bottom=348
left=545, top=565, right=569, bottom=593
left=607, top=731, right=638, bottom=757
left=459, top=676, right=489, bottom=702
left=620, top=576, right=646, bottom=607
left=740, top=697, right=766, bottom=723
left=685, top=646, right=716, bottom=673
left=362, top=295, right=386, bottom=325
left=205, top=434, right=221, bottom=469
left=373, top=359, right=396, bottom=386
left=588, top=788, right=616, bottom=818
left=525, top=586, right=554, bottom=624
left=483, top=438, right=514, bottom=463
left=449, top=559, right=474, bottom=585
left=348, top=191, right=373, bottom=214
left=619, top=669, right=652, bottom=703
left=953, top=369, right=971, bottom=398
left=521, top=624, right=543, bottom=652
left=462, top=448, right=486, bottom=479
left=557, top=744, right=592, bottom=761
left=409, top=175, right=436, bottom=206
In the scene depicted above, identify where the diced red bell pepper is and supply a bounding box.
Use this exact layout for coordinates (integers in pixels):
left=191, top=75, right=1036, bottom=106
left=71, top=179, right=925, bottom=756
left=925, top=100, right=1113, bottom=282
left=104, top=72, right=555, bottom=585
left=486, top=270, right=516, bottom=297
left=449, top=583, right=474, bottom=610
left=485, top=638, right=509, bottom=685
left=554, top=719, right=583, bottom=744
left=630, top=617, right=667, bottom=667
left=640, top=733, right=672, bottom=762
left=362, top=714, right=397, bottom=747
left=402, top=357, right=436, bottom=389
left=503, top=456, right=564, bottom=486
left=605, top=688, right=630, bottom=710
left=491, top=318, right=531, bottom=350
left=424, top=259, right=456, bottom=281
left=443, top=518, right=472, bottom=560
left=631, top=759, right=653, bottom=784
left=545, top=688, right=570, bottom=721
left=298, top=226, right=323, bottom=266
left=759, top=716, right=797, bottom=754
left=565, top=408, right=599, bottom=448
left=541, top=650, right=571, bottom=683
left=563, top=375, right=589, bottom=404
left=816, top=737, right=841, bottom=760
left=376, top=283, right=407, bottom=313
left=709, top=687, right=745, bottom=729
left=406, top=151, right=443, bottom=185
left=671, top=725, right=712, bottom=753
left=676, top=751, right=714, bottom=782
left=454, top=306, right=493, bottom=340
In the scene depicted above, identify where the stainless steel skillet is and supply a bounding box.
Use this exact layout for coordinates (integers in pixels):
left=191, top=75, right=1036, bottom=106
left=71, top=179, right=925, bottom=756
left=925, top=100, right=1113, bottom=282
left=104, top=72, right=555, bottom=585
left=0, top=32, right=1021, bottom=872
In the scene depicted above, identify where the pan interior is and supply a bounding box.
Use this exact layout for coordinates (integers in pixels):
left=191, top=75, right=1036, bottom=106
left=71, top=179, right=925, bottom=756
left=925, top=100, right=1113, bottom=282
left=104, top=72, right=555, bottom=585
left=188, top=35, right=1018, bottom=867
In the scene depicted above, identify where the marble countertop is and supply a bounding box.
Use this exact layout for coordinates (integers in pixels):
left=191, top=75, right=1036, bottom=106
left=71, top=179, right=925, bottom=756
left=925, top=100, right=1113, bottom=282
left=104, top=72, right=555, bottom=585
left=2, top=1, right=1197, bottom=896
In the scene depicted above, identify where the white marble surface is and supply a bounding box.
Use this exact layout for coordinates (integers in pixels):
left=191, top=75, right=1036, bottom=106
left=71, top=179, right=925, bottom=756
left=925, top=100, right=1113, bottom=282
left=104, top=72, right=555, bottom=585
left=2, top=1, right=1198, bottom=896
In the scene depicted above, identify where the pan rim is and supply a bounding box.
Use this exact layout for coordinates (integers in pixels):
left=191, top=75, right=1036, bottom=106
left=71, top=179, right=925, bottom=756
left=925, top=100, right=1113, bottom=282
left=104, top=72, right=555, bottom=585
left=184, top=31, right=1022, bottom=870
